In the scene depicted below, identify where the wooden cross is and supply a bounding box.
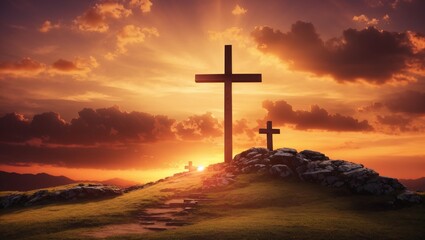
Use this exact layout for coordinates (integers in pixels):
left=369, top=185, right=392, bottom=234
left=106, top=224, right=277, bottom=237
left=259, top=121, right=280, bottom=151
left=185, top=161, right=195, bottom=172
left=195, top=45, right=262, bottom=163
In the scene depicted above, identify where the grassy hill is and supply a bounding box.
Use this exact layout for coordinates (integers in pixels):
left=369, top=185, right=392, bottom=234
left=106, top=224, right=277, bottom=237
left=1, top=169, right=424, bottom=240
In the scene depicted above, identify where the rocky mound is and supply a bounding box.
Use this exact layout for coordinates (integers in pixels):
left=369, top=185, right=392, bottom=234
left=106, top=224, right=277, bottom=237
left=1, top=183, right=122, bottom=209
left=203, top=147, right=422, bottom=204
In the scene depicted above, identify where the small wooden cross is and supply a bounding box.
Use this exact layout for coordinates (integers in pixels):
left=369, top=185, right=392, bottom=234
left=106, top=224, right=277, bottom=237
left=259, top=121, right=280, bottom=151
left=185, top=161, right=196, bottom=172
left=195, top=45, right=262, bottom=163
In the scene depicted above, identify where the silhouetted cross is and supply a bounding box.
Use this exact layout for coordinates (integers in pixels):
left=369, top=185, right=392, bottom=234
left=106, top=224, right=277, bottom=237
left=185, top=161, right=195, bottom=172
left=195, top=45, right=262, bottom=163
left=259, top=121, right=280, bottom=151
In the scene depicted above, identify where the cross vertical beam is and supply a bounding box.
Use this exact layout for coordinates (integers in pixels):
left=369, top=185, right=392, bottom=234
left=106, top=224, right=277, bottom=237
left=259, top=121, right=280, bottom=151
left=224, top=45, right=232, bottom=163
left=195, top=45, right=262, bottom=163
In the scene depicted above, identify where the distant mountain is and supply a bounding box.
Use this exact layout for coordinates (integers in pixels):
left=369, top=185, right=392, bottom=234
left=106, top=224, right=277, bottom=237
left=399, top=177, right=425, bottom=191
left=0, top=171, right=141, bottom=191
left=0, top=171, right=75, bottom=191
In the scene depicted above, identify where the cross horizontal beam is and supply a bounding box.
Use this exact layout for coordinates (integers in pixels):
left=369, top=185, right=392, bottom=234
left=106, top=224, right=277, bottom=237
left=195, top=74, right=262, bottom=83
left=259, top=129, right=280, bottom=134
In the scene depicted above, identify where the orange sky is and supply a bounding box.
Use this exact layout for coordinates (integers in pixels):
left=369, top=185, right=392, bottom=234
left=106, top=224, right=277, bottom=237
left=1, top=0, right=425, bottom=183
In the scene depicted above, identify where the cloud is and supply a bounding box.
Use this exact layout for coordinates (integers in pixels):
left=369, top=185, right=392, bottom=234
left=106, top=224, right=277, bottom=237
left=39, top=20, right=60, bottom=33
left=0, top=108, right=221, bottom=169
left=74, top=2, right=132, bottom=32
left=352, top=14, right=379, bottom=25
left=0, top=58, right=46, bottom=78
left=50, top=56, right=99, bottom=76
left=0, top=113, right=31, bottom=142
left=130, top=0, right=153, bottom=13
left=208, top=27, right=249, bottom=47
left=262, top=100, right=373, bottom=132
left=383, top=14, right=390, bottom=22
left=376, top=114, right=417, bottom=132
left=105, top=24, right=159, bottom=59
left=0, top=106, right=175, bottom=145
left=233, top=118, right=255, bottom=139
left=175, top=112, right=222, bottom=140
left=232, top=4, right=247, bottom=15
left=385, top=90, right=425, bottom=114
left=361, top=90, right=425, bottom=115
left=251, top=21, right=425, bottom=84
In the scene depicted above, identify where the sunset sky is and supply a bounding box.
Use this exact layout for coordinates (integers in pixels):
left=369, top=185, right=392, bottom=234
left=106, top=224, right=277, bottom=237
left=1, top=0, right=425, bottom=183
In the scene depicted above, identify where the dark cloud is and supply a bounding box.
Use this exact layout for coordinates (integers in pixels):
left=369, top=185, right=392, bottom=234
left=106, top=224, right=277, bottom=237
left=251, top=21, right=424, bottom=84
left=263, top=100, right=373, bottom=131
left=52, top=59, right=79, bottom=71
left=376, top=114, right=417, bottom=132
left=0, top=106, right=175, bottom=145
left=175, top=112, right=222, bottom=140
left=385, top=90, right=425, bottom=114
left=361, top=90, right=425, bottom=115
left=0, top=57, right=45, bottom=77
left=0, top=107, right=229, bottom=169
left=0, top=113, right=31, bottom=142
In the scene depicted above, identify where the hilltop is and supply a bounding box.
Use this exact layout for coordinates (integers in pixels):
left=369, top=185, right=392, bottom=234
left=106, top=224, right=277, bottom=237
left=0, top=147, right=424, bottom=240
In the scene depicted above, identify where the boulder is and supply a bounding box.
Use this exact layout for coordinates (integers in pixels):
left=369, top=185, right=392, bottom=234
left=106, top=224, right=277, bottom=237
left=229, top=146, right=412, bottom=201
left=299, top=150, right=329, bottom=161
left=396, top=190, right=422, bottom=204
left=0, top=184, right=123, bottom=209
left=269, top=164, right=293, bottom=178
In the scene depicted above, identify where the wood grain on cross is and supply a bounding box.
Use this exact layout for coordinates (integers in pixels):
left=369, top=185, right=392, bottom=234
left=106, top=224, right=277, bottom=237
left=195, top=45, right=262, bottom=163
left=259, top=121, right=280, bottom=151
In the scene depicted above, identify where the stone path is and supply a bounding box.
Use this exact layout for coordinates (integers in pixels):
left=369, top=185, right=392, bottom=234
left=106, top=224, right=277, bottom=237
left=138, top=193, right=211, bottom=231
left=82, top=193, right=212, bottom=238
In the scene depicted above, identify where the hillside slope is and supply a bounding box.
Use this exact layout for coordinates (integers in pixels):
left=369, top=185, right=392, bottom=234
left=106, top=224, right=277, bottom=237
left=1, top=167, right=424, bottom=239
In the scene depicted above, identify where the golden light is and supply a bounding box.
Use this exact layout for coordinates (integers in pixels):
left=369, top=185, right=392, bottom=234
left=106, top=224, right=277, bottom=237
left=197, top=165, right=205, bottom=172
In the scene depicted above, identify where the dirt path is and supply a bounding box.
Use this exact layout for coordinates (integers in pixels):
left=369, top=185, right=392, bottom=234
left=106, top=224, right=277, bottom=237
left=82, top=193, right=212, bottom=238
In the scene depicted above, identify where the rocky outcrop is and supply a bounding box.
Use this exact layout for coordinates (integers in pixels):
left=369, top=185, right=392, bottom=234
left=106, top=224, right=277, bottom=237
left=204, top=147, right=422, bottom=204
left=0, top=184, right=122, bottom=209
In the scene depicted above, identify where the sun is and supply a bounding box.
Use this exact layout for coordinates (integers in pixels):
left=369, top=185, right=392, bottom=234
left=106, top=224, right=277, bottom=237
left=197, top=165, right=205, bottom=172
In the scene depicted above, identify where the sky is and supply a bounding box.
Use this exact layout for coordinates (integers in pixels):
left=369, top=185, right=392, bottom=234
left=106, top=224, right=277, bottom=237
left=1, top=0, right=425, bottom=183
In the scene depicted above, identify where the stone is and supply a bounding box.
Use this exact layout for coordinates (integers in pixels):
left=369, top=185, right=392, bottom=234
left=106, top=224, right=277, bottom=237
left=396, top=190, right=422, bottom=204
left=270, top=152, right=295, bottom=166
left=299, top=150, right=329, bottom=161
left=337, top=162, right=363, bottom=172
left=1, top=185, right=123, bottom=209
left=269, top=164, right=293, bottom=178
left=274, top=147, right=297, bottom=154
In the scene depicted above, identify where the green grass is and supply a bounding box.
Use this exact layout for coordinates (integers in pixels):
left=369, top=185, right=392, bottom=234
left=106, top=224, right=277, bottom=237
left=1, top=171, right=424, bottom=240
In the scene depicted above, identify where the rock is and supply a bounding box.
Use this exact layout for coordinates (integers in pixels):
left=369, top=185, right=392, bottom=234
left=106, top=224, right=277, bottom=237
left=337, top=162, right=363, bottom=172
left=396, top=190, right=422, bottom=204
left=230, top=146, right=411, bottom=200
left=274, top=147, right=297, bottom=154
left=0, top=185, right=123, bottom=209
left=270, top=152, right=295, bottom=166
left=269, top=164, right=293, bottom=178
left=299, top=150, right=329, bottom=161
left=302, top=169, right=333, bottom=181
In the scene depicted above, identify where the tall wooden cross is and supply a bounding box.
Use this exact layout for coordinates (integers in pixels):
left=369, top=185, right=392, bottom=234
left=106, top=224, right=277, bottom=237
left=259, top=121, right=280, bottom=151
left=195, top=45, right=262, bottom=163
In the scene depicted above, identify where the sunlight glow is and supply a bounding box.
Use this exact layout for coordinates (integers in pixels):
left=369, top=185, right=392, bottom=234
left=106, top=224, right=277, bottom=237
left=197, top=165, right=205, bottom=172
